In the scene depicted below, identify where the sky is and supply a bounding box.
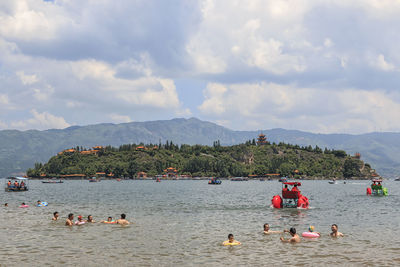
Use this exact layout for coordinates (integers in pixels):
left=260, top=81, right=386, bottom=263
left=1, top=0, right=400, bottom=134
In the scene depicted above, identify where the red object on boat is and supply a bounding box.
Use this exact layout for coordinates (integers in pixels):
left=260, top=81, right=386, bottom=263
left=271, top=195, right=282, bottom=208
left=366, top=187, right=372, bottom=195
left=282, top=182, right=302, bottom=186
left=297, top=195, right=309, bottom=209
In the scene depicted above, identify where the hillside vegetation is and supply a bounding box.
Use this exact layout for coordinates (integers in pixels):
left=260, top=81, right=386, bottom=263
left=27, top=140, right=375, bottom=179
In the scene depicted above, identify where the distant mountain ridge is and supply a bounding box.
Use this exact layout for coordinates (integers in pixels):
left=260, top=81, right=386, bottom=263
left=0, top=117, right=399, bottom=177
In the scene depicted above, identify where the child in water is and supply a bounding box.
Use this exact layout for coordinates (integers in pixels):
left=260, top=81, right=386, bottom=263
left=222, top=234, right=241, bottom=246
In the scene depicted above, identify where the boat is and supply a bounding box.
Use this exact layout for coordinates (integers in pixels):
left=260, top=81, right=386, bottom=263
left=367, top=179, right=388, bottom=196
left=259, top=178, right=265, bottom=181
left=5, top=177, right=29, bottom=192
left=271, top=182, right=309, bottom=209
left=231, top=177, right=248, bottom=181
left=328, top=178, right=337, bottom=184
left=208, top=178, right=222, bottom=185
left=395, top=177, right=400, bottom=181
left=42, top=180, right=63, bottom=184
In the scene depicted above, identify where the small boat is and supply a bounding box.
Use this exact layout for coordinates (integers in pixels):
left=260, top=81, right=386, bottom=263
left=328, top=178, right=337, bottom=184
left=42, top=179, right=63, bottom=184
left=208, top=178, right=221, bottom=185
left=394, top=177, right=400, bottom=181
left=231, top=177, right=248, bottom=181
left=367, top=179, right=388, bottom=196
left=278, top=177, right=288, bottom=183
left=5, top=177, right=29, bottom=192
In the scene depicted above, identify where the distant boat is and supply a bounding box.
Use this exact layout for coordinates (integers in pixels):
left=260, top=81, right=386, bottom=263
left=395, top=177, right=400, bottom=181
left=208, top=178, right=221, bottom=185
left=42, top=180, right=63, bottom=184
left=89, top=177, right=100, bottom=182
left=259, top=178, right=265, bottom=181
left=231, top=177, right=248, bottom=181
left=329, top=179, right=337, bottom=184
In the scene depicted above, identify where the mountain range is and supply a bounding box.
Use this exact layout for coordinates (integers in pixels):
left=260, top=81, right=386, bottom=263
left=1, top=117, right=399, bottom=177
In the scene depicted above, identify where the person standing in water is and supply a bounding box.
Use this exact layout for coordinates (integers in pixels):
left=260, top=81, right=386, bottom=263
left=222, top=234, right=241, bottom=246
left=86, top=215, right=95, bottom=223
left=263, top=223, right=286, bottom=234
left=330, top=224, right=344, bottom=237
left=280, top=227, right=301, bottom=243
left=116, top=214, right=130, bottom=225
left=66, top=213, right=74, bottom=226
left=52, top=212, right=59, bottom=221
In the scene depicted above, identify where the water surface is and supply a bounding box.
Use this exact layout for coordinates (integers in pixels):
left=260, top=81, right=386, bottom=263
left=1, top=180, right=399, bottom=266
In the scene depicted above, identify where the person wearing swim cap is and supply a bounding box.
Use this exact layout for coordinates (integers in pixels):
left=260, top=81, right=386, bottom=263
left=66, top=213, right=74, bottom=226
left=116, top=214, right=130, bottom=225
left=263, top=223, right=286, bottom=234
left=75, top=215, right=85, bottom=225
left=280, top=227, right=301, bottom=243
left=330, top=224, right=344, bottom=237
left=308, top=225, right=320, bottom=236
left=222, top=234, right=241, bottom=246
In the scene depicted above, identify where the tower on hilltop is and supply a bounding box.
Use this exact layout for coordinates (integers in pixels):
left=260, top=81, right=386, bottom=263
left=257, top=133, right=268, bottom=145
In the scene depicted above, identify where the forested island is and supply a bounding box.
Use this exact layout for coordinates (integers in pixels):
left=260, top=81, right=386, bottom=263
left=26, top=136, right=378, bottom=179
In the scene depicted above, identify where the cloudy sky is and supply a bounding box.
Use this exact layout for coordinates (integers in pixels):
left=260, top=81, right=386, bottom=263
left=1, top=0, right=400, bottom=133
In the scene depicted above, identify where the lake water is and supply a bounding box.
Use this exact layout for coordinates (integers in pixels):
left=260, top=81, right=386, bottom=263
left=0, top=180, right=399, bottom=266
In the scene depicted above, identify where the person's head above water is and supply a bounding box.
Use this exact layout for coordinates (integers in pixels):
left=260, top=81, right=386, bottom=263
left=228, top=234, right=234, bottom=242
left=68, top=213, right=74, bottom=220
left=289, top=227, right=296, bottom=235
left=53, top=211, right=59, bottom=217
left=120, top=214, right=126, bottom=219
left=77, top=215, right=83, bottom=221
left=264, top=223, right=269, bottom=231
left=87, top=215, right=93, bottom=221
left=331, top=224, right=338, bottom=232
left=107, top=217, right=113, bottom=222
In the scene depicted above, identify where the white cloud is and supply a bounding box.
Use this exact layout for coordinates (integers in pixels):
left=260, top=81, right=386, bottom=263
left=0, top=94, right=9, bottom=105
left=373, top=54, right=396, bottom=71
left=16, top=71, right=39, bottom=85
left=10, top=109, right=70, bottom=130
left=198, top=82, right=400, bottom=133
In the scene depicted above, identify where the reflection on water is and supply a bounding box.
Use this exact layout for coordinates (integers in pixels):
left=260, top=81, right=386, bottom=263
left=0, top=180, right=399, bottom=266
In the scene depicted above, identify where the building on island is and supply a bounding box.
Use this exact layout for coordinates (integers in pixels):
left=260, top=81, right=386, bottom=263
left=257, top=133, right=268, bottom=145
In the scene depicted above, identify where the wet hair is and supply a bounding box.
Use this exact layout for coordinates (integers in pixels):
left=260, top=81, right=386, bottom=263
left=68, top=213, right=73, bottom=219
left=332, top=224, right=338, bottom=228
left=284, top=185, right=288, bottom=188
left=228, top=234, right=233, bottom=239
left=22, top=202, right=25, bottom=205
left=264, top=223, right=269, bottom=228
left=289, top=227, right=296, bottom=234
left=88, top=215, right=92, bottom=219
left=53, top=211, right=58, bottom=216
left=121, top=213, right=126, bottom=219
left=4, top=203, right=8, bottom=206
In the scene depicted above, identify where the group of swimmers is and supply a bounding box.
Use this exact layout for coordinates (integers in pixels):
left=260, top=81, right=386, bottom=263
left=4, top=200, right=47, bottom=208
left=52, top=212, right=130, bottom=226
left=223, top=223, right=344, bottom=245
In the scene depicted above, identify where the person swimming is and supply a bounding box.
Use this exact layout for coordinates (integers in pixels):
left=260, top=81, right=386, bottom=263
left=75, top=215, right=85, bottom=225
left=52, top=211, right=59, bottom=221
left=66, top=213, right=74, bottom=226
left=116, top=213, right=130, bottom=225
left=330, top=224, right=344, bottom=237
left=86, top=215, right=95, bottom=223
left=263, top=223, right=285, bottom=234
left=308, top=225, right=320, bottom=235
left=280, top=227, right=301, bottom=243
left=101, top=217, right=116, bottom=224
left=222, top=234, right=241, bottom=246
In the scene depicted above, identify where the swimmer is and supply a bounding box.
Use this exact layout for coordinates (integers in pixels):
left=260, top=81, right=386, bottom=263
left=101, top=217, right=115, bottom=223
left=307, top=225, right=320, bottom=235
left=37, top=200, right=41, bottom=206
left=263, top=223, right=286, bottom=234
left=86, top=215, right=95, bottom=223
left=330, top=224, right=344, bottom=237
left=116, top=213, right=130, bottom=225
left=52, top=211, right=59, bottom=221
left=75, top=215, right=85, bottom=225
left=222, top=234, right=241, bottom=246
left=66, top=213, right=74, bottom=226
left=4, top=203, right=8, bottom=207
left=280, top=227, right=301, bottom=243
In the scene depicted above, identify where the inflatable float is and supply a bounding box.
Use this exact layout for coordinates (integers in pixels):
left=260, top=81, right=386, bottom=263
left=271, top=182, right=309, bottom=209
left=19, top=204, right=29, bottom=208
left=37, top=202, right=48, bottom=207
left=302, top=232, right=320, bottom=238
left=222, top=241, right=241, bottom=246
